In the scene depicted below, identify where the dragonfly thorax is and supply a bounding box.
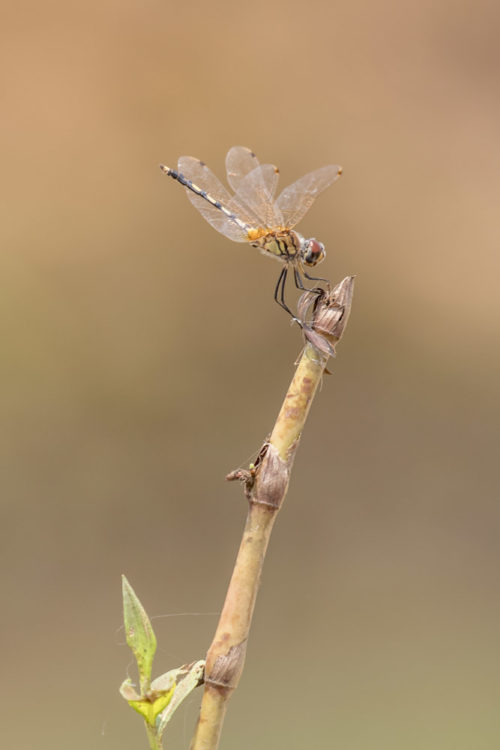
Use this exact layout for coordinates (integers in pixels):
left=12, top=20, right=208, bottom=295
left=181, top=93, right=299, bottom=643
left=251, top=230, right=325, bottom=268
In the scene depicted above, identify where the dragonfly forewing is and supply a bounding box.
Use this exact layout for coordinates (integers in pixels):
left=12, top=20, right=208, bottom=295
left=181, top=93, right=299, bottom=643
left=230, top=164, right=283, bottom=231
left=225, top=146, right=262, bottom=193
left=275, top=164, right=342, bottom=229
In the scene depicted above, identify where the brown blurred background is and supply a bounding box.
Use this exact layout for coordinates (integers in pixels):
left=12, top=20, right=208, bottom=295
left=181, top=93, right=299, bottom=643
left=1, top=1, right=499, bottom=748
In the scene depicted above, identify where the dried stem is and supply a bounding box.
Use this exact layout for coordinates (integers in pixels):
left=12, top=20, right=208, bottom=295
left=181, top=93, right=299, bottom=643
left=189, top=277, right=354, bottom=750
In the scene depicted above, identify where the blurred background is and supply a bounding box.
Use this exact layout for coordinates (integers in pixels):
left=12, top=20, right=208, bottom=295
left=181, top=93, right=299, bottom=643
left=1, top=1, right=499, bottom=748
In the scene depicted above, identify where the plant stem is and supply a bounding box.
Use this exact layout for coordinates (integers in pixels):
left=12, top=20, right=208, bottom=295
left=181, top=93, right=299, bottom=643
left=189, top=342, right=328, bottom=750
left=145, top=722, right=162, bottom=750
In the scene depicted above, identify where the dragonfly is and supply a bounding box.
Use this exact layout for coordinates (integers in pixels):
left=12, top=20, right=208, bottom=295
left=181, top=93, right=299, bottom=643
left=160, top=146, right=342, bottom=319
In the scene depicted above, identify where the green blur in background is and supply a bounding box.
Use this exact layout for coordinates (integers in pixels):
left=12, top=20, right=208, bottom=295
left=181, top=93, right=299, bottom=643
left=1, top=1, right=499, bottom=748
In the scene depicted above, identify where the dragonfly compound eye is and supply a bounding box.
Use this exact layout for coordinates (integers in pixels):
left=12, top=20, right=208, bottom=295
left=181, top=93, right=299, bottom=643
left=303, top=239, right=326, bottom=266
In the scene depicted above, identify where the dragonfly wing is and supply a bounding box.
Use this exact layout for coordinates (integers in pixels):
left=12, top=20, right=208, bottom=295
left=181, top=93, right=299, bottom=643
left=225, top=146, right=261, bottom=192
left=230, top=164, right=283, bottom=230
left=177, top=156, right=250, bottom=242
left=275, top=165, right=342, bottom=229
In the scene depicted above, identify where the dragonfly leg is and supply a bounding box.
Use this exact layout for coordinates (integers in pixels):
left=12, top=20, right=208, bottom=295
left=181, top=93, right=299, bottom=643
left=302, top=269, right=330, bottom=285
left=293, top=267, right=308, bottom=291
left=274, top=266, right=298, bottom=320
left=293, top=266, right=325, bottom=294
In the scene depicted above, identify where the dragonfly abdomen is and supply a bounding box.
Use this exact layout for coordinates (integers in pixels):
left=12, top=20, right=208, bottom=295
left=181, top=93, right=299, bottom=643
left=160, top=164, right=249, bottom=234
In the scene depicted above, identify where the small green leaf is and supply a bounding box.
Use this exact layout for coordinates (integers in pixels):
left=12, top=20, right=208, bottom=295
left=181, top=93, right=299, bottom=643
left=122, top=575, right=157, bottom=690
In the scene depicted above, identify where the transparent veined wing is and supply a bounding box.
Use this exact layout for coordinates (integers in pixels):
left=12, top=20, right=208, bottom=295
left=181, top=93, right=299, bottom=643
left=225, top=146, right=262, bottom=193
left=229, top=164, right=283, bottom=230
left=177, top=156, right=251, bottom=242
left=275, top=165, right=342, bottom=229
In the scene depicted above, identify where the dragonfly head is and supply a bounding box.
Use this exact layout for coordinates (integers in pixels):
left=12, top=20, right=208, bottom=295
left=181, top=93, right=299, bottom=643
left=302, top=238, right=326, bottom=267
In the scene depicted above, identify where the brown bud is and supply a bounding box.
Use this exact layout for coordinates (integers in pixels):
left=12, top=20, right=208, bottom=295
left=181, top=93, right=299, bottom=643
left=298, top=276, right=355, bottom=357
left=313, top=276, right=354, bottom=341
left=251, top=443, right=293, bottom=510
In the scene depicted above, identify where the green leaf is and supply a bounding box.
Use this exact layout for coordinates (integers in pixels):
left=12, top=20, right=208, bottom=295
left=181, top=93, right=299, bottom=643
left=122, top=575, right=157, bottom=690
